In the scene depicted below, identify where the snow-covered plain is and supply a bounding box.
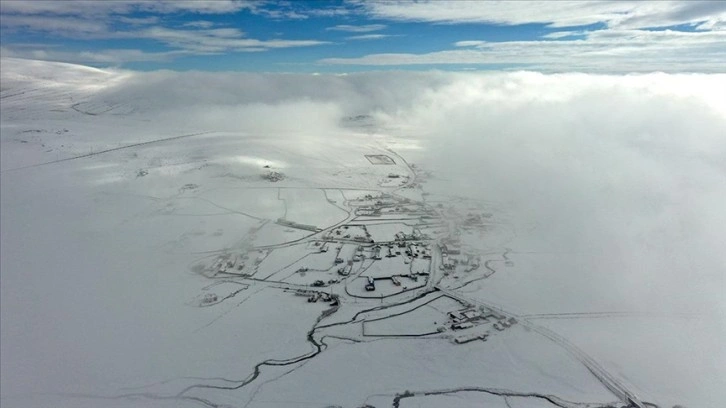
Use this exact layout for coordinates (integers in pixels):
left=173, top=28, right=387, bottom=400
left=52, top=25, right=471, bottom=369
left=2, top=58, right=725, bottom=408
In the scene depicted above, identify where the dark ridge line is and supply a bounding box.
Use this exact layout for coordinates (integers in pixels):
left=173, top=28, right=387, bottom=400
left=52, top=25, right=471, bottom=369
left=392, top=387, right=628, bottom=408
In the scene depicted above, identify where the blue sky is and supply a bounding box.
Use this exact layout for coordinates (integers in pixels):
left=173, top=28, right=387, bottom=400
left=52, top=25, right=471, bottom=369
left=1, top=1, right=725, bottom=72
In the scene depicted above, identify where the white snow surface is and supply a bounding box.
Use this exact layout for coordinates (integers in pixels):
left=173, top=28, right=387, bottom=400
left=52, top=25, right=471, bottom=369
left=2, top=58, right=725, bottom=408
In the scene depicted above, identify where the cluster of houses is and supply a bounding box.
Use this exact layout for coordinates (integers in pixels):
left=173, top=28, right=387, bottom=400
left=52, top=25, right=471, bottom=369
left=460, top=211, right=494, bottom=229
left=439, top=240, right=482, bottom=273
left=441, top=255, right=480, bottom=272
left=394, top=230, right=427, bottom=242
left=261, top=170, right=284, bottom=182
left=207, top=253, right=250, bottom=277
left=199, top=293, right=219, bottom=306
left=364, top=241, right=432, bottom=261
left=448, top=307, right=517, bottom=344
left=362, top=274, right=415, bottom=292
left=314, top=241, right=329, bottom=252
left=353, top=193, right=412, bottom=216
left=439, top=243, right=460, bottom=257
left=357, top=207, right=381, bottom=216
left=298, top=290, right=339, bottom=306
left=404, top=243, right=431, bottom=259
left=330, top=224, right=373, bottom=243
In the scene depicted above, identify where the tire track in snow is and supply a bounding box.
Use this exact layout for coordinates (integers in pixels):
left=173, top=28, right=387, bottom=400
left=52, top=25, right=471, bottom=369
left=1, top=130, right=214, bottom=173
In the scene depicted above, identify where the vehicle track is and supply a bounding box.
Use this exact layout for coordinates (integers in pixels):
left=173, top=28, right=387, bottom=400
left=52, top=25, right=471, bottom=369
left=437, top=287, right=648, bottom=408
left=1, top=130, right=214, bottom=173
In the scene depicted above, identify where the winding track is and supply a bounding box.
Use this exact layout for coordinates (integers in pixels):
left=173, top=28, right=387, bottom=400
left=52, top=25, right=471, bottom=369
left=436, top=286, right=646, bottom=408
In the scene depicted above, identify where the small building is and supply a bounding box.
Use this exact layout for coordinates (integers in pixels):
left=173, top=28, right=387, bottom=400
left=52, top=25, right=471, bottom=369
left=448, top=311, right=465, bottom=321
left=451, top=322, right=474, bottom=330
left=338, top=265, right=351, bottom=276
left=373, top=246, right=382, bottom=260
left=365, top=277, right=376, bottom=291
left=201, top=293, right=218, bottom=305
left=462, top=309, right=480, bottom=320
left=454, top=334, right=487, bottom=344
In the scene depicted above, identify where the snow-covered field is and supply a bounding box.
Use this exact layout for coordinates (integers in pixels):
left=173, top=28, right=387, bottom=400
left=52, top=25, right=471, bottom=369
left=2, top=58, right=725, bottom=408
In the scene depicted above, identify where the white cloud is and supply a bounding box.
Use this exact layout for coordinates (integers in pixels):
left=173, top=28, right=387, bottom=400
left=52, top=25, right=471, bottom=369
left=254, top=7, right=309, bottom=20
left=327, top=24, right=387, bottom=32
left=1, top=22, right=329, bottom=56
left=346, top=34, right=393, bottom=41
left=182, top=20, right=215, bottom=29
left=305, top=7, right=353, bottom=18
left=138, top=0, right=257, bottom=15
left=1, top=47, right=187, bottom=64
left=359, top=1, right=726, bottom=29
left=318, top=2, right=724, bottom=73
left=118, top=16, right=160, bottom=25
left=137, top=26, right=327, bottom=53
left=76, top=49, right=187, bottom=64
left=0, top=1, right=328, bottom=60
left=453, top=40, right=486, bottom=48
left=541, top=30, right=586, bottom=39
left=322, top=29, right=726, bottom=73
left=0, top=14, right=109, bottom=35
left=0, top=0, right=256, bottom=16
